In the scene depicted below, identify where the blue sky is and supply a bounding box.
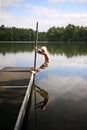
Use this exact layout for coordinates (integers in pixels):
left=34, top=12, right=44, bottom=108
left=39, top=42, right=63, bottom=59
left=0, top=0, right=87, bottom=31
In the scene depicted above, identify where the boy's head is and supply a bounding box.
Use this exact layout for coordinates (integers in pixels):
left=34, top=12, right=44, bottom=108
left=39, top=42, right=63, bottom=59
left=41, top=46, right=47, bottom=52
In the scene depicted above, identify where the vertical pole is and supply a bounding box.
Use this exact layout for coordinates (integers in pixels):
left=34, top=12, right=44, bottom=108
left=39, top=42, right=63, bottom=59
left=33, top=22, right=38, bottom=128
left=34, top=22, right=38, bottom=70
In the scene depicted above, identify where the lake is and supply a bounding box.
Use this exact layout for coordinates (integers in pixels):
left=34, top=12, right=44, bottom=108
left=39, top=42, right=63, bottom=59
left=0, top=42, right=87, bottom=130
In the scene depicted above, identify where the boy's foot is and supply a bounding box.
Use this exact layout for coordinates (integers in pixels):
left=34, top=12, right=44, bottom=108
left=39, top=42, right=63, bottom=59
left=31, top=70, right=36, bottom=74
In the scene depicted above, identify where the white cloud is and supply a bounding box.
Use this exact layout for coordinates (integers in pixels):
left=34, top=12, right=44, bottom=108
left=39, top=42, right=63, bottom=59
left=0, top=10, right=35, bottom=29
left=49, top=0, right=87, bottom=3
left=0, top=3, right=87, bottom=31
left=1, top=0, right=23, bottom=8
left=26, top=4, right=61, bottom=18
left=34, top=5, right=86, bottom=21
left=26, top=4, right=87, bottom=30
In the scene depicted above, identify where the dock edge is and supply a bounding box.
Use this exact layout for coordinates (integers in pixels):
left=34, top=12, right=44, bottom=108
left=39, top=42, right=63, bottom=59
left=14, top=73, right=34, bottom=130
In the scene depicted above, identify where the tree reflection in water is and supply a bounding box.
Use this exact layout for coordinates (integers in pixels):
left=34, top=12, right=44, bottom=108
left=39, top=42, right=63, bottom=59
left=34, top=85, right=50, bottom=110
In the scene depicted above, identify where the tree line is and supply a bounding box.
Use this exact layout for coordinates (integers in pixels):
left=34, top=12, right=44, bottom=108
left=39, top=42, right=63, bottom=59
left=0, top=24, right=87, bottom=42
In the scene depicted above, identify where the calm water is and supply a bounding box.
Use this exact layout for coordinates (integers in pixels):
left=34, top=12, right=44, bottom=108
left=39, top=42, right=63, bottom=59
left=0, top=43, right=87, bottom=130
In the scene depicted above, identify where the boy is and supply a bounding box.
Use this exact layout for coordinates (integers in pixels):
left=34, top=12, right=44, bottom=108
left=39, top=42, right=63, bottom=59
left=32, top=46, right=50, bottom=73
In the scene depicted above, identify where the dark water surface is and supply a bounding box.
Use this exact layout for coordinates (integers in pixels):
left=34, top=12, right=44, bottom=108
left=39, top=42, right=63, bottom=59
left=0, top=42, right=87, bottom=130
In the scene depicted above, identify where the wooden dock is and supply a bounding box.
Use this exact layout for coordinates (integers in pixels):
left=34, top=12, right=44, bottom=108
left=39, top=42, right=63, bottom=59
left=0, top=67, right=34, bottom=130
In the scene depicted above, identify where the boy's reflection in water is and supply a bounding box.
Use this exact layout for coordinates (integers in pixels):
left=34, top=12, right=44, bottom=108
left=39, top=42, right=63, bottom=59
left=34, top=85, right=50, bottom=110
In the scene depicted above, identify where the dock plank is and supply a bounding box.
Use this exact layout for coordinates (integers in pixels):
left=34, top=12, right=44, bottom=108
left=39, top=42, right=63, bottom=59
left=0, top=67, right=33, bottom=130
left=0, top=67, right=33, bottom=86
left=0, top=88, right=27, bottom=130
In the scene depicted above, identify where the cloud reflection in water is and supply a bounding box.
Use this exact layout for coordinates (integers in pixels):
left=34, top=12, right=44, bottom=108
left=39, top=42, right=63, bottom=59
left=37, top=72, right=87, bottom=101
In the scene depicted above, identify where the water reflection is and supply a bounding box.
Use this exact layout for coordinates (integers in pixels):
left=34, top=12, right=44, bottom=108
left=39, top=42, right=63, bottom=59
left=0, top=52, right=34, bottom=69
left=47, top=42, right=87, bottom=57
left=34, top=85, right=50, bottom=110
left=0, top=42, right=87, bottom=130
left=0, top=42, right=87, bottom=57
left=37, top=73, right=87, bottom=101
left=31, top=70, right=87, bottom=130
left=51, top=54, right=87, bottom=68
left=0, top=43, right=34, bottom=55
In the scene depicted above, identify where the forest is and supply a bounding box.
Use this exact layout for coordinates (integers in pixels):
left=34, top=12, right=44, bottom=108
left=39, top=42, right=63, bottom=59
left=0, top=24, right=87, bottom=42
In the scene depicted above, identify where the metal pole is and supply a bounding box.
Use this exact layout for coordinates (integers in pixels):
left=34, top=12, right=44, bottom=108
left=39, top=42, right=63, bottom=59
left=34, top=22, right=38, bottom=70
left=33, top=22, right=38, bottom=128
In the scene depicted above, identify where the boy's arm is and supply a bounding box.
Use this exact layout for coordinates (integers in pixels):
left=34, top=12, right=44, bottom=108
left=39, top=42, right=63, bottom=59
left=35, top=47, right=44, bottom=55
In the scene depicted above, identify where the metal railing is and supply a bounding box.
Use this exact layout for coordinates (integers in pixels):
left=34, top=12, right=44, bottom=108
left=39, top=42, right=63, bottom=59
left=14, top=73, right=34, bottom=130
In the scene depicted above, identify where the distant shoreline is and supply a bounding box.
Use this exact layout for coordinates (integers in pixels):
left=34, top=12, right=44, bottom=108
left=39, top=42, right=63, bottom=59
left=0, top=41, right=86, bottom=44
left=0, top=41, right=48, bottom=43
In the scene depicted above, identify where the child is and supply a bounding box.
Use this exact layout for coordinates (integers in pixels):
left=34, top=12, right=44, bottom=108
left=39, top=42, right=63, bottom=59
left=32, top=46, right=50, bottom=74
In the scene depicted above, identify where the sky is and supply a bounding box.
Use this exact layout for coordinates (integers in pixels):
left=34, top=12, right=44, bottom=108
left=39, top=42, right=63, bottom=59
left=0, top=0, right=87, bottom=31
